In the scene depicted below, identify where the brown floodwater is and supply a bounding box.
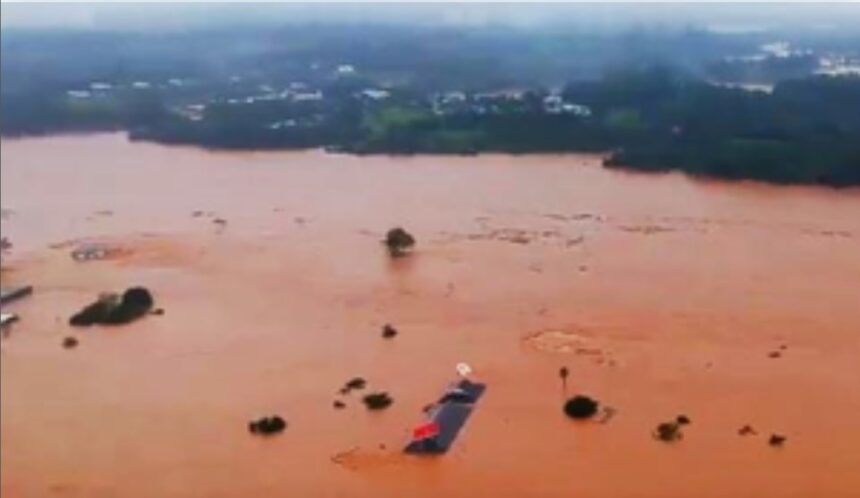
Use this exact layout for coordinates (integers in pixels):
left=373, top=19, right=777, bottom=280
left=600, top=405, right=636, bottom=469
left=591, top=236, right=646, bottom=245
left=2, top=133, right=859, bottom=498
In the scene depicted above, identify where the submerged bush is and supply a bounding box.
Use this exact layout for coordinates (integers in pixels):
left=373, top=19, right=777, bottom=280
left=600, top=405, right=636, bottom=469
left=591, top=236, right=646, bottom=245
left=69, top=287, right=154, bottom=326
left=363, top=392, right=393, bottom=410
left=384, top=227, right=415, bottom=257
left=654, top=421, right=683, bottom=442
left=343, top=377, right=367, bottom=392
left=564, top=395, right=599, bottom=419
left=382, top=324, right=398, bottom=338
left=248, top=415, right=287, bottom=435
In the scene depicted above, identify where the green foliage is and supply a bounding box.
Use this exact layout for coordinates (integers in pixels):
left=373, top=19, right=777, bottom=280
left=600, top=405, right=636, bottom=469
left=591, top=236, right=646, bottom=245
left=1, top=23, right=858, bottom=186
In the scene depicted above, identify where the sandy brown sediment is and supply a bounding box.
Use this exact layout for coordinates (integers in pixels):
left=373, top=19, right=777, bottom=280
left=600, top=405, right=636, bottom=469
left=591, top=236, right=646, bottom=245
left=2, top=134, right=860, bottom=498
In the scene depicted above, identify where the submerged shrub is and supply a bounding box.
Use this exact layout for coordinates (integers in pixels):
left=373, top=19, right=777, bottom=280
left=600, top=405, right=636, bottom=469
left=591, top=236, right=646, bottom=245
left=384, top=227, right=415, bottom=257
left=564, top=395, right=599, bottom=419
left=249, top=415, right=287, bottom=435
left=69, top=287, right=154, bottom=326
left=343, top=377, right=367, bottom=392
left=363, top=392, right=393, bottom=410
left=654, top=421, right=683, bottom=442
left=382, top=324, right=398, bottom=338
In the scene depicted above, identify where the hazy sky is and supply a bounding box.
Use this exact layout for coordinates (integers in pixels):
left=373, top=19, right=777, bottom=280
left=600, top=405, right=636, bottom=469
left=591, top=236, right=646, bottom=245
left=2, top=2, right=860, bottom=32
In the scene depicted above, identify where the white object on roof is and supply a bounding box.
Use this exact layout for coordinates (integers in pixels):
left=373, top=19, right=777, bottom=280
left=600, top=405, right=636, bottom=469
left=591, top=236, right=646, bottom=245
left=456, top=362, right=472, bottom=378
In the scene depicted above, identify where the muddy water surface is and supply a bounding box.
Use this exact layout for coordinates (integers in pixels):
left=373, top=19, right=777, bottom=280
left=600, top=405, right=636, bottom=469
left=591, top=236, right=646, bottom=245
left=2, top=134, right=859, bottom=497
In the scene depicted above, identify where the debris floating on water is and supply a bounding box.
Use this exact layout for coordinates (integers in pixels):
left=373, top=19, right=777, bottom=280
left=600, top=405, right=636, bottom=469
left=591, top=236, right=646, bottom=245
left=71, top=243, right=117, bottom=262
left=0, top=285, right=33, bottom=305
left=1, top=313, right=20, bottom=329
left=676, top=415, right=691, bottom=425
left=333, top=400, right=346, bottom=410
left=62, top=337, right=79, bottom=349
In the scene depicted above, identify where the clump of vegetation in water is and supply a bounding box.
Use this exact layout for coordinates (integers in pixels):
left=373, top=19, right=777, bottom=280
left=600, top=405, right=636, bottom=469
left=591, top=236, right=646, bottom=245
left=653, top=421, right=683, bottom=442
left=738, top=425, right=757, bottom=436
left=769, top=434, right=786, bottom=447
left=384, top=227, right=415, bottom=257
left=563, top=395, right=599, bottom=419
left=69, top=287, right=154, bottom=326
left=382, top=324, right=398, bottom=339
left=340, top=377, right=367, bottom=395
left=248, top=415, right=287, bottom=435
left=363, top=392, right=393, bottom=410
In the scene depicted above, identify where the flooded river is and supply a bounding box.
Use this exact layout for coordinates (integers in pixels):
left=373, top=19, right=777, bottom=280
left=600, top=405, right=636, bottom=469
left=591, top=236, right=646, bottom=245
left=2, top=133, right=859, bottom=497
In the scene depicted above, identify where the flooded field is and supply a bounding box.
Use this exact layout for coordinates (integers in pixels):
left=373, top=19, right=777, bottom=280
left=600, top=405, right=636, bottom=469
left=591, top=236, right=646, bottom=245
left=2, top=133, right=859, bottom=498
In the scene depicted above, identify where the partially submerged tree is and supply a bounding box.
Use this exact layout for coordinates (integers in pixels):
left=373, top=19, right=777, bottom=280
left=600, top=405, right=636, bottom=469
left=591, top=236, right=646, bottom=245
left=384, top=227, right=415, bottom=257
left=559, top=366, right=570, bottom=394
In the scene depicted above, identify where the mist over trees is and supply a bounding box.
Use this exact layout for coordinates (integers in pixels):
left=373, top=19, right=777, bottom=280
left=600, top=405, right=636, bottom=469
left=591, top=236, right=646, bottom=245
left=1, top=24, right=859, bottom=186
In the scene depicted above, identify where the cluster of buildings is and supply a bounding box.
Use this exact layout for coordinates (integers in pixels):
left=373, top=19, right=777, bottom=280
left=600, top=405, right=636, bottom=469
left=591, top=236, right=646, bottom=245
left=431, top=90, right=591, bottom=117
left=66, top=80, right=157, bottom=99
left=816, top=54, right=860, bottom=76
left=64, top=58, right=594, bottom=131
